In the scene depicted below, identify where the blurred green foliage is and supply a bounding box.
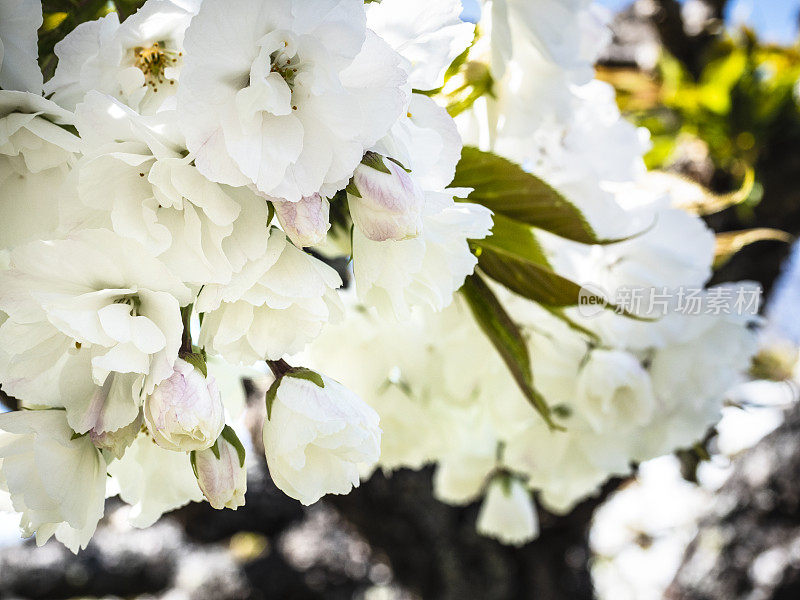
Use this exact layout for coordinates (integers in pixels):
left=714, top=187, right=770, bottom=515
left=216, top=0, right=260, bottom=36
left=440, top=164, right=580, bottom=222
left=600, top=30, right=800, bottom=206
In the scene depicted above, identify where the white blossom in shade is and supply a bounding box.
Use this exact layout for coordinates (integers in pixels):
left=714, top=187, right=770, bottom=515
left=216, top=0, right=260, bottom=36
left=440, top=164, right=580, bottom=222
left=366, top=0, right=475, bottom=90
left=307, top=302, right=465, bottom=470
left=192, top=426, right=247, bottom=510
left=263, top=372, right=381, bottom=505
left=70, top=91, right=269, bottom=287
left=72, top=372, right=145, bottom=440
left=90, top=409, right=144, bottom=460
left=0, top=92, right=81, bottom=249
left=476, top=476, right=539, bottom=546
left=0, top=0, right=43, bottom=93
left=144, top=358, right=225, bottom=452
left=433, top=453, right=496, bottom=506
left=197, top=229, right=343, bottom=364
left=348, top=153, right=425, bottom=242
left=503, top=426, right=623, bottom=515
left=0, top=229, right=191, bottom=434
left=0, top=410, right=107, bottom=553
left=639, top=304, right=760, bottom=460
left=177, top=0, right=408, bottom=201
left=107, top=433, right=204, bottom=527
left=352, top=190, right=493, bottom=319
left=272, top=193, right=331, bottom=248
left=44, top=0, right=200, bottom=114
left=574, top=349, right=656, bottom=434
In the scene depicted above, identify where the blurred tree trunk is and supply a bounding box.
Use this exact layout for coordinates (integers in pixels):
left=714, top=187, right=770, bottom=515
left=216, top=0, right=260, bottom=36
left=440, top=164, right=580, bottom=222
left=650, top=0, right=729, bottom=79
left=666, top=402, right=800, bottom=599
left=331, top=469, right=612, bottom=600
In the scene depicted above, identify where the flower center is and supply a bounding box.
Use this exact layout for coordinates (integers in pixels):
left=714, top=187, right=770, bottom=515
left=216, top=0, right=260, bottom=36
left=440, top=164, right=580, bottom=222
left=115, top=294, right=142, bottom=316
left=270, top=49, right=300, bottom=90
left=133, top=41, right=180, bottom=89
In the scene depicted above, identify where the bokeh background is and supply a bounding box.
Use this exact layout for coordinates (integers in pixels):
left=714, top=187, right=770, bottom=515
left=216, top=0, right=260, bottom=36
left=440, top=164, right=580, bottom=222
left=4, top=1, right=800, bottom=599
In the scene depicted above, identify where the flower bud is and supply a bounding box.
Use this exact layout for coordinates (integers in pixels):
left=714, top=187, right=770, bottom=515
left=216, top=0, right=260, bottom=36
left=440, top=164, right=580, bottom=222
left=144, top=358, right=224, bottom=452
left=476, top=476, right=539, bottom=546
left=347, top=152, right=424, bottom=242
left=90, top=410, right=143, bottom=460
left=191, top=425, right=247, bottom=510
left=575, top=349, right=656, bottom=433
left=272, top=193, right=331, bottom=248
left=262, top=368, right=381, bottom=505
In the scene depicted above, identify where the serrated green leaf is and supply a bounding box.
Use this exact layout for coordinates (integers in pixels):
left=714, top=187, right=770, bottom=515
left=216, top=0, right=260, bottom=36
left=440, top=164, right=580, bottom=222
left=473, top=215, right=649, bottom=321
left=460, top=274, right=560, bottom=430
left=473, top=215, right=585, bottom=306
left=453, top=147, right=627, bottom=245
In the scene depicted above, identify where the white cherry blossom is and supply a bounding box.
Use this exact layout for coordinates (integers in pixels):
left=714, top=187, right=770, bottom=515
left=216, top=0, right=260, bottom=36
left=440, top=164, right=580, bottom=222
left=44, top=0, right=200, bottom=114
left=177, top=0, right=409, bottom=201
left=0, top=229, right=190, bottom=434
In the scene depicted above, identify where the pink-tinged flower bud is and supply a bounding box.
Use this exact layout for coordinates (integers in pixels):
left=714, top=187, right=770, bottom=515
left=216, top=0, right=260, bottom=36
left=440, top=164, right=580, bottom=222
left=144, top=358, right=224, bottom=452
left=348, top=152, right=424, bottom=242
left=272, top=193, right=331, bottom=247
left=191, top=426, right=247, bottom=510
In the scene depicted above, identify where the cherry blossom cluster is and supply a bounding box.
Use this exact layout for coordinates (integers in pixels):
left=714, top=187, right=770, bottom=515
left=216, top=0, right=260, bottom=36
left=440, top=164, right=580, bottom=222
left=0, top=0, right=760, bottom=553
left=0, top=0, right=488, bottom=551
left=307, top=0, right=761, bottom=546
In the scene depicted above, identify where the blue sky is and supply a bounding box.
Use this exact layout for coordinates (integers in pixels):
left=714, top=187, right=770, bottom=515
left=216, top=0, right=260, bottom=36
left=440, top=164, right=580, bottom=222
left=598, top=0, right=800, bottom=44
left=462, top=1, right=799, bottom=44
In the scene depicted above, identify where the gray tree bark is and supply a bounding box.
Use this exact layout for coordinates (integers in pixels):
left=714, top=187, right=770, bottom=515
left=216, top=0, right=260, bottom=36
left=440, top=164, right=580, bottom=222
left=666, top=402, right=800, bottom=599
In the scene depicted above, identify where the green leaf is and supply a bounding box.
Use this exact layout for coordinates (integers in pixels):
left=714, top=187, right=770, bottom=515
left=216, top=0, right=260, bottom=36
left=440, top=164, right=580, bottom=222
left=386, top=157, right=411, bottom=173
left=182, top=352, right=208, bottom=378
left=190, top=451, right=199, bottom=479
left=714, top=228, right=793, bottom=269
left=286, top=368, right=325, bottom=389
left=360, top=151, right=391, bottom=174
left=345, top=180, right=362, bottom=198
left=472, top=215, right=586, bottom=307
left=265, top=378, right=280, bottom=421
left=264, top=367, right=325, bottom=421
left=460, top=274, right=560, bottom=429
left=473, top=215, right=649, bottom=321
left=453, top=148, right=627, bottom=245
left=540, top=306, right=602, bottom=344
left=444, top=62, right=494, bottom=117
left=220, top=425, right=247, bottom=468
